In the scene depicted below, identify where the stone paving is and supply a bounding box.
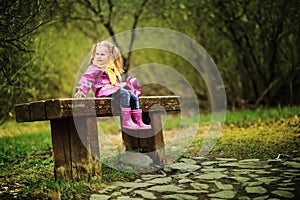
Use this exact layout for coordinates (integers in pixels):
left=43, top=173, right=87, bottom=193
left=90, top=157, right=300, bottom=200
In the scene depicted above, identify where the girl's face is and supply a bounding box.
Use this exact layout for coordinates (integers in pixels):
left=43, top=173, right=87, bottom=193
left=94, top=46, right=111, bottom=65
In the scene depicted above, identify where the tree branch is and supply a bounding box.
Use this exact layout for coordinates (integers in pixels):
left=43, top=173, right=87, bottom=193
left=0, top=61, right=14, bottom=85
left=3, top=20, right=50, bottom=43
left=104, top=0, right=116, bottom=43
left=125, top=0, right=149, bottom=71
left=255, top=66, right=300, bottom=106
left=78, top=0, right=100, bottom=15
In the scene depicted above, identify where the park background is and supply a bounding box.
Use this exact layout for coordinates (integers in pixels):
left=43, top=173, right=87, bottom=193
left=1, top=0, right=300, bottom=123
left=1, top=0, right=300, bottom=199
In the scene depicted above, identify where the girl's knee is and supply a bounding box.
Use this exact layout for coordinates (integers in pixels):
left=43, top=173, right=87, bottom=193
left=118, top=88, right=130, bottom=98
left=130, top=93, right=138, bottom=101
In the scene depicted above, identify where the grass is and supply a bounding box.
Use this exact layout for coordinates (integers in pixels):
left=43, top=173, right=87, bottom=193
left=211, top=115, right=300, bottom=159
left=0, top=105, right=299, bottom=199
left=187, top=106, right=300, bottom=159
left=0, top=122, right=134, bottom=199
left=224, top=105, right=300, bottom=125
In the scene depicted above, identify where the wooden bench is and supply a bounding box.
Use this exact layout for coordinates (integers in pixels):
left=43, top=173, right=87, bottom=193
left=14, top=96, right=180, bottom=181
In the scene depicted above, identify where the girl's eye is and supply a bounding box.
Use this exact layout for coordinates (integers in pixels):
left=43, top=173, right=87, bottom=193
left=96, top=52, right=107, bottom=56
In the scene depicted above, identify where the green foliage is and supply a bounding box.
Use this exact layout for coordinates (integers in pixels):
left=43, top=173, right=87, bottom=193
left=0, top=0, right=58, bottom=123
left=1, top=0, right=300, bottom=124
left=225, top=105, right=300, bottom=125
left=196, top=0, right=300, bottom=107
left=30, top=24, right=94, bottom=98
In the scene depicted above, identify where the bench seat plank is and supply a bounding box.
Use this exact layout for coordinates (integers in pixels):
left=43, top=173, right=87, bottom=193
left=30, top=100, right=46, bottom=121
left=15, top=96, right=180, bottom=122
left=15, top=103, right=30, bottom=122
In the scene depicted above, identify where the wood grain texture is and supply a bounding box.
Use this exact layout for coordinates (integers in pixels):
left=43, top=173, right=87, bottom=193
left=50, top=118, right=72, bottom=180
left=50, top=117, right=101, bottom=181
left=15, top=103, right=30, bottom=122
left=15, top=96, right=180, bottom=122
left=30, top=101, right=46, bottom=121
left=122, top=111, right=166, bottom=166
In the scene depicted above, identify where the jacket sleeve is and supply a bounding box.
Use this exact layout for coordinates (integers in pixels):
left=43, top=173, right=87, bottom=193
left=77, top=65, right=104, bottom=95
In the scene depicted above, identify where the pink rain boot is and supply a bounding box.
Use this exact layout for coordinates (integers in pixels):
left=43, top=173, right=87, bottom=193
left=131, top=109, right=152, bottom=130
left=121, top=108, right=139, bottom=130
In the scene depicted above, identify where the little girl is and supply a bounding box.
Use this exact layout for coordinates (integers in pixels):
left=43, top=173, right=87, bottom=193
left=74, top=41, right=151, bottom=130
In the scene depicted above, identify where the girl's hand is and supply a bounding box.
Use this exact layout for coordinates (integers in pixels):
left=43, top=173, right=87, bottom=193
left=74, top=89, right=85, bottom=98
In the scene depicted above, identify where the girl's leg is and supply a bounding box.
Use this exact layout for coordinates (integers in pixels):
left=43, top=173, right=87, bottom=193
left=129, top=93, right=139, bottom=110
left=113, top=88, right=139, bottom=129
left=129, top=93, right=151, bottom=129
left=113, top=88, right=130, bottom=108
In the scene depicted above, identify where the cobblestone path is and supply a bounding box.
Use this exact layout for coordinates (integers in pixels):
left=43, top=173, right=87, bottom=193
left=90, top=157, right=300, bottom=200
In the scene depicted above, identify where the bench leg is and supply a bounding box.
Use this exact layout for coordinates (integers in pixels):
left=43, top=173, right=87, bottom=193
left=50, top=117, right=101, bottom=181
left=121, top=111, right=166, bottom=166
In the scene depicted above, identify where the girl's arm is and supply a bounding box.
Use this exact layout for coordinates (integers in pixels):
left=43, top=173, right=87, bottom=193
left=75, top=65, right=104, bottom=97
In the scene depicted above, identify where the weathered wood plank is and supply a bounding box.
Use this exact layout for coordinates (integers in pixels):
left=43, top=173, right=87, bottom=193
left=69, top=117, right=92, bottom=181
left=30, top=101, right=46, bottom=121
left=122, top=129, right=145, bottom=152
left=72, top=117, right=101, bottom=181
left=142, top=111, right=166, bottom=165
left=46, top=96, right=180, bottom=119
left=15, top=103, right=30, bottom=122
left=121, top=111, right=166, bottom=166
left=45, top=99, right=66, bottom=119
left=51, top=117, right=101, bottom=181
left=46, top=98, right=114, bottom=119
left=15, top=96, right=180, bottom=121
left=50, top=118, right=72, bottom=180
left=139, top=96, right=181, bottom=112
left=86, top=117, right=102, bottom=177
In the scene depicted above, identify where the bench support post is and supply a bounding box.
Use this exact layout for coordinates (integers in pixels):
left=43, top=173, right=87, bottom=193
left=121, top=111, right=166, bottom=166
left=50, top=117, right=101, bottom=181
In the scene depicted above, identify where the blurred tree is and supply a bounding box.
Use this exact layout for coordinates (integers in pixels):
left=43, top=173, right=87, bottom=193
left=53, top=0, right=300, bottom=108
left=58, top=0, right=151, bottom=72
left=0, top=0, right=58, bottom=123
left=196, top=0, right=300, bottom=107
left=143, top=0, right=300, bottom=108
left=1, top=0, right=300, bottom=124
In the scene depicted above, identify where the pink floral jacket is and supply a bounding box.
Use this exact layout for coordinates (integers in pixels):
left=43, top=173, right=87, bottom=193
left=77, top=64, right=120, bottom=97
left=77, top=64, right=141, bottom=97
